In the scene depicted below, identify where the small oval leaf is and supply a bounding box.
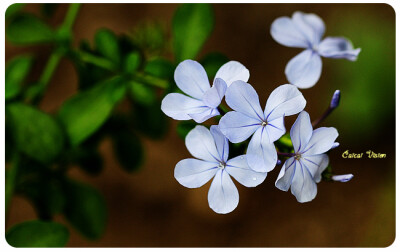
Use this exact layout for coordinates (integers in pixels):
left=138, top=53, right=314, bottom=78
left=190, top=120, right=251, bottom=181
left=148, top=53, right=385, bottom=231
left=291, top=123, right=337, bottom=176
left=6, top=14, right=55, bottom=44
left=6, top=220, right=69, bottom=247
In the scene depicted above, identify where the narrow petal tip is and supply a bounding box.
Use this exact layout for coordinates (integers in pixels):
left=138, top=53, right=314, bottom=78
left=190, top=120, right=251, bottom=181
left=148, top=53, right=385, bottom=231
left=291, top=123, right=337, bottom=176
left=332, top=174, right=354, bottom=182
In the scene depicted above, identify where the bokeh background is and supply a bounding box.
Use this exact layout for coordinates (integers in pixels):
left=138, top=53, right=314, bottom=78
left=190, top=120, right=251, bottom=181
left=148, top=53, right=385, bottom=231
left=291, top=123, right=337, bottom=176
left=5, top=3, right=395, bottom=247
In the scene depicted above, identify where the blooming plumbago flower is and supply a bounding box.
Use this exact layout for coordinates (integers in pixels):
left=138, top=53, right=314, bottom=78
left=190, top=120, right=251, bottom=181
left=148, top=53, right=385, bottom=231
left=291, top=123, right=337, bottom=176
left=161, top=60, right=249, bottom=123
left=270, top=11, right=361, bottom=88
left=219, top=81, right=306, bottom=173
left=174, top=125, right=267, bottom=214
left=275, top=111, right=339, bottom=202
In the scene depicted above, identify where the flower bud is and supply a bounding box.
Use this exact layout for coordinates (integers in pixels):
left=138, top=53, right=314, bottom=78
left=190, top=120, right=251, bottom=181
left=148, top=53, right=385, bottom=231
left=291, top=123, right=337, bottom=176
left=332, top=174, right=353, bottom=182
left=330, top=90, right=341, bottom=109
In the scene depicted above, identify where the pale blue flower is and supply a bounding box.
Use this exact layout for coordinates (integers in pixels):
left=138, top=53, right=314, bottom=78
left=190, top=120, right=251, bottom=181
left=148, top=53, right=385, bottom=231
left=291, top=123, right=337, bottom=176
left=174, top=125, right=267, bottom=214
left=271, top=11, right=361, bottom=88
left=219, top=81, right=306, bottom=173
left=275, top=111, right=339, bottom=203
left=161, top=60, right=249, bottom=123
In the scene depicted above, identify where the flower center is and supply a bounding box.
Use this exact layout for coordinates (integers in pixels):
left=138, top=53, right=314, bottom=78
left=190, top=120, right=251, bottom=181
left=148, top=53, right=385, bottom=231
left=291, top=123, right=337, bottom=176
left=261, top=121, right=267, bottom=127
left=218, top=162, right=226, bottom=170
left=294, top=153, right=302, bottom=160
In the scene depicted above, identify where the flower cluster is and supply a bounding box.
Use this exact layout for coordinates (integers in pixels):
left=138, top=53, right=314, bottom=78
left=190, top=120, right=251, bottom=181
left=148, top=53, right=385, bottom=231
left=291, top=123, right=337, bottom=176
left=162, top=11, right=358, bottom=214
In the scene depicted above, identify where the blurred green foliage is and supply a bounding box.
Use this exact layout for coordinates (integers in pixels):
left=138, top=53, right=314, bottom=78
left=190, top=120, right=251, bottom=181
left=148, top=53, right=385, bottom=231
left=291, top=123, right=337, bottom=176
left=6, top=220, right=69, bottom=247
left=5, top=3, right=225, bottom=247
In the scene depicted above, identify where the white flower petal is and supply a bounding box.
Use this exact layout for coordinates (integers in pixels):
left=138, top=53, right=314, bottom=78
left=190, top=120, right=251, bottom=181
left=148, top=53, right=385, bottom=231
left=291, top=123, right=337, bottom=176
left=215, top=61, right=250, bottom=87
left=246, top=127, right=277, bottom=173
left=202, top=78, right=227, bottom=108
left=225, top=81, right=265, bottom=121
left=265, top=116, right=286, bottom=143
left=189, top=107, right=219, bottom=123
left=208, top=170, right=239, bottom=214
left=318, top=37, right=361, bottom=61
left=292, top=11, right=325, bottom=46
left=210, top=125, right=229, bottom=163
left=219, top=111, right=261, bottom=143
left=161, top=93, right=207, bottom=120
left=313, top=154, right=330, bottom=183
left=226, top=155, right=267, bottom=187
left=285, top=49, right=322, bottom=89
left=275, top=157, right=296, bottom=191
left=264, top=84, right=306, bottom=121
left=332, top=174, right=354, bottom=182
left=174, top=60, right=210, bottom=99
left=270, top=16, right=309, bottom=48
left=290, top=160, right=318, bottom=203
left=290, top=111, right=313, bottom=153
left=174, top=158, right=218, bottom=188
left=185, top=125, right=220, bottom=162
left=302, top=127, right=339, bottom=156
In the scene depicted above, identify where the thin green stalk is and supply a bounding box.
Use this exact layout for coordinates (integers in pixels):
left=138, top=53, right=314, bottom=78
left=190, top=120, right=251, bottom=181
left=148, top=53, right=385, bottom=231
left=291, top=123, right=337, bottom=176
left=5, top=154, right=20, bottom=213
left=132, top=72, right=169, bottom=89
left=26, top=4, right=81, bottom=104
left=79, top=51, right=117, bottom=71
left=61, top=3, right=81, bottom=30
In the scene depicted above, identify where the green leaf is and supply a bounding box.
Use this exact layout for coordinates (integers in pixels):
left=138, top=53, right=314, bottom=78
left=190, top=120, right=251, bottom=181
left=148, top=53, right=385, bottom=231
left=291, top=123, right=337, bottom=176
left=5, top=55, right=33, bottom=100
left=176, top=120, right=197, bottom=139
left=200, top=52, right=229, bottom=79
left=95, top=28, right=120, bottom=65
left=63, top=180, right=106, bottom=239
left=6, top=14, right=55, bottom=44
left=124, top=52, right=141, bottom=73
left=6, top=220, right=69, bottom=247
left=129, top=81, right=156, bottom=106
left=6, top=103, right=64, bottom=164
left=5, top=3, right=25, bottom=20
left=173, top=3, right=214, bottom=62
left=112, top=131, right=144, bottom=173
left=144, top=58, right=175, bottom=79
left=59, top=77, right=126, bottom=146
left=133, top=102, right=168, bottom=139
left=40, top=4, right=59, bottom=18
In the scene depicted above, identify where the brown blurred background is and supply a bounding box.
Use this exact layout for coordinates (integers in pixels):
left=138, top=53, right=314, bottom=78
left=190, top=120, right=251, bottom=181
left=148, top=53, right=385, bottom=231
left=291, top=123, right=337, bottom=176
left=5, top=3, right=395, bottom=247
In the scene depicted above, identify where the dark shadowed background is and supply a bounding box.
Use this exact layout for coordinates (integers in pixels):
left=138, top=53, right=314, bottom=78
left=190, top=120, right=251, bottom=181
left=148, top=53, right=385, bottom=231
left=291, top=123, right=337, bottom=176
left=5, top=3, right=395, bottom=247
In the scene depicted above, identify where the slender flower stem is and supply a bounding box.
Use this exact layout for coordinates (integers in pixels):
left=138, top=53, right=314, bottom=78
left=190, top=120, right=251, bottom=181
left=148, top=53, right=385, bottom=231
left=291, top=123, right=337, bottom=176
left=312, top=106, right=333, bottom=127
left=131, top=72, right=169, bottom=89
left=277, top=151, right=294, bottom=157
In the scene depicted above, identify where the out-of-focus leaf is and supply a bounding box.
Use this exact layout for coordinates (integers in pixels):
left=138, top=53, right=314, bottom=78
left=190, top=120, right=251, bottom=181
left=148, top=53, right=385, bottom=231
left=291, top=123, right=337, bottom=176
left=5, top=55, right=33, bottom=100
left=144, top=58, right=175, bottom=79
left=95, top=28, right=120, bottom=65
left=112, top=131, right=144, bottom=173
left=6, top=103, right=64, bottom=164
left=124, top=52, right=141, bottom=73
left=129, top=81, right=156, bottom=106
left=63, top=180, right=106, bottom=240
left=41, top=4, right=59, bottom=18
left=133, top=102, right=168, bottom=139
left=59, top=77, right=126, bottom=146
left=18, top=173, right=66, bottom=219
left=70, top=146, right=103, bottom=175
left=5, top=3, right=25, bottom=20
left=172, top=3, right=214, bottom=62
left=200, top=52, right=229, bottom=79
left=6, top=220, right=69, bottom=247
left=176, top=120, right=197, bottom=139
left=6, top=14, right=55, bottom=44
left=74, top=41, right=114, bottom=91
left=130, top=21, right=167, bottom=57
left=321, top=165, right=333, bottom=181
